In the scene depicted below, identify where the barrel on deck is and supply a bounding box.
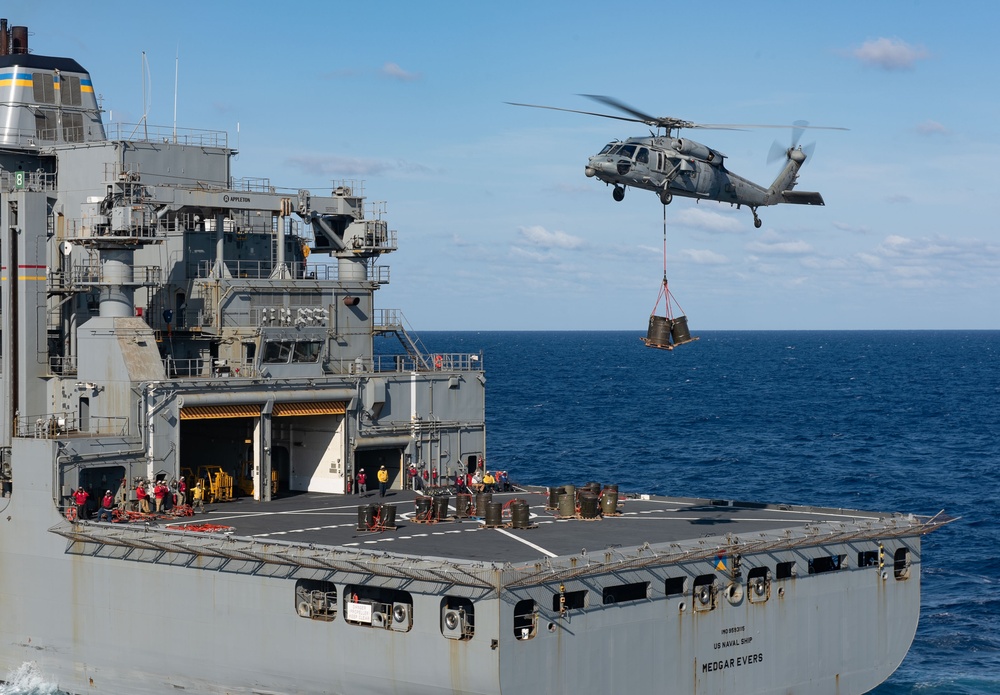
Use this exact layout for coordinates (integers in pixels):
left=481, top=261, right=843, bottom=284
left=557, top=492, right=576, bottom=518
left=562, top=484, right=576, bottom=502
left=510, top=499, right=530, bottom=529
left=455, top=493, right=472, bottom=518
left=647, top=315, right=672, bottom=346
left=547, top=486, right=564, bottom=509
left=433, top=495, right=450, bottom=521
left=414, top=496, right=432, bottom=520
left=600, top=489, right=619, bottom=516
left=357, top=503, right=378, bottom=530
left=484, top=501, right=503, bottom=528
left=380, top=504, right=396, bottom=529
left=579, top=493, right=600, bottom=519
left=475, top=492, right=492, bottom=516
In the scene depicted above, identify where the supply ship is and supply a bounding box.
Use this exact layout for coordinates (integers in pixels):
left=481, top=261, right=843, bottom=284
left=0, top=21, right=948, bottom=695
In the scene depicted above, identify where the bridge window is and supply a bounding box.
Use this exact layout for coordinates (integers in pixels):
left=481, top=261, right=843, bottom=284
left=292, top=341, right=322, bottom=363
left=262, top=340, right=293, bottom=364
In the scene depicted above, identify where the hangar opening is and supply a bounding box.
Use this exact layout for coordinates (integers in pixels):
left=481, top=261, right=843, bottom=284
left=355, top=447, right=403, bottom=491
left=179, top=400, right=348, bottom=498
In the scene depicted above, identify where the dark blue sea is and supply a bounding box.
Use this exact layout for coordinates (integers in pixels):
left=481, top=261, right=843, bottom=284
left=417, top=330, right=1000, bottom=695
left=4, top=330, right=996, bottom=694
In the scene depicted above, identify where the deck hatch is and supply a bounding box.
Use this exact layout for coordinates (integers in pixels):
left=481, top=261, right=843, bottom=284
left=180, top=404, right=262, bottom=420
left=272, top=401, right=347, bottom=417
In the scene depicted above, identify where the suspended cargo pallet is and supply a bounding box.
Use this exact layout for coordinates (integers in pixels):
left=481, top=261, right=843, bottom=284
left=641, top=314, right=699, bottom=351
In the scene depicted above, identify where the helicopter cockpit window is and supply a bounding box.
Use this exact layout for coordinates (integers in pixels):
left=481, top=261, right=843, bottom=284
left=618, top=144, right=637, bottom=159
left=598, top=144, right=615, bottom=155
left=636, top=148, right=649, bottom=164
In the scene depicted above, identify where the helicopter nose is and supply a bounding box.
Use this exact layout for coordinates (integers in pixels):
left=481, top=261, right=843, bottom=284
left=585, top=166, right=596, bottom=177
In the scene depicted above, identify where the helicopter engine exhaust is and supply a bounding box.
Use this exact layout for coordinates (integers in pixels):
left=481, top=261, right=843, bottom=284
left=672, top=139, right=720, bottom=164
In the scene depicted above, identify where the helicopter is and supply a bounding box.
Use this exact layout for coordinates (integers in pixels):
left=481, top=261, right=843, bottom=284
left=507, top=95, right=847, bottom=228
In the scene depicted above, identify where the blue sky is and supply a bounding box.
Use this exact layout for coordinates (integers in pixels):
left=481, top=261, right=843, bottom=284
left=19, top=1, right=1000, bottom=329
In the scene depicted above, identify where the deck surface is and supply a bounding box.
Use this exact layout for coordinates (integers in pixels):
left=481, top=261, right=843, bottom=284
left=148, top=487, right=886, bottom=564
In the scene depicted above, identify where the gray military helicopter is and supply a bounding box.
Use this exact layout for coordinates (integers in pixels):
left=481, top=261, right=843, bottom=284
left=508, top=95, right=847, bottom=228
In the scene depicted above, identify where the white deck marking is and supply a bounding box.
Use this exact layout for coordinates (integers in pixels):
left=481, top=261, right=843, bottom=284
left=493, top=527, right=558, bottom=558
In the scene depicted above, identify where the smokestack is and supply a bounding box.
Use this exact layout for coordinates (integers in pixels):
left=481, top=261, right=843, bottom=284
left=11, top=25, right=27, bottom=55
left=0, top=20, right=8, bottom=57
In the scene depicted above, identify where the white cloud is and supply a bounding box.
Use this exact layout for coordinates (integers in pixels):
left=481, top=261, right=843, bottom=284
left=517, top=225, right=584, bottom=250
left=916, top=120, right=948, bottom=135
left=677, top=248, right=729, bottom=265
left=285, top=154, right=429, bottom=177
left=381, top=62, right=421, bottom=81
left=833, top=221, right=872, bottom=235
left=674, top=207, right=744, bottom=234
left=850, top=37, right=929, bottom=71
left=745, top=231, right=813, bottom=255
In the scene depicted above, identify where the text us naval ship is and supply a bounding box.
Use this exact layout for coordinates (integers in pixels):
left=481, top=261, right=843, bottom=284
left=0, top=20, right=948, bottom=695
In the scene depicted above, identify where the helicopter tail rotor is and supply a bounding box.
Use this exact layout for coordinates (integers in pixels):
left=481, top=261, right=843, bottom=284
left=768, top=120, right=817, bottom=165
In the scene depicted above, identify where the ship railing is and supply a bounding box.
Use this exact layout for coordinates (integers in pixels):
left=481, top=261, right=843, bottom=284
left=162, top=357, right=257, bottom=379
left=54, top=511, right=951, bottom=589
left=15, top=412, right=128, bottom=439
left=62, top=216, right=162, bottom=240
left=67, top=263, right=163, bottom=286
left=105, top=122, right=228, bottom=149
left=192, top=260, right=339, bottom=281
left=48, top=356, right=79, bottom=377
left=370, top=353, right=484, bottom=373
left=0, top=169, right=57, bottom=191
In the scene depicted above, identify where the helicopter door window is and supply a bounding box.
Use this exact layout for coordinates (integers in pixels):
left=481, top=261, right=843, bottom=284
left=636, top=148, right=649, bottom=164
left=618, top=144, right=637, bottom=160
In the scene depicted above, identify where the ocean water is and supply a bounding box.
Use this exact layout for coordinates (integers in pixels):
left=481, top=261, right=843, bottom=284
left=5, top=330, right=996, bottom=694
left=419, top=330, right=1000, bottom=694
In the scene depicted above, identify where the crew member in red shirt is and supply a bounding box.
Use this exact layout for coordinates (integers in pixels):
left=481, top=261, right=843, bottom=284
left=97, top=490, right=114, bottom=522
left=72, top=487, right=89, bottom=520
left=136, top=481, right=150, bottom=513
left=154, top=481, right=167, bottom=513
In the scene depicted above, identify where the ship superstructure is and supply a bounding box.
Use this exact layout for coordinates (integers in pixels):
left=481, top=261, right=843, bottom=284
left=0, top=20, right=946, bottom=695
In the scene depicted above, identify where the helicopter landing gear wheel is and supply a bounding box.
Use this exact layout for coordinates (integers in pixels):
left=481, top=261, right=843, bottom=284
left=612, top=186, right=625, bottom=202
left=659, top=190, right=672, bottom=206
left=752, top=210, right=762, bottom=229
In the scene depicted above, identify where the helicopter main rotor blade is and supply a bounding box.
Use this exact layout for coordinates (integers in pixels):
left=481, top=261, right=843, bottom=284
left=580, top=94, right=663, bottom=126
left=505, top=101, right=650, bottom=126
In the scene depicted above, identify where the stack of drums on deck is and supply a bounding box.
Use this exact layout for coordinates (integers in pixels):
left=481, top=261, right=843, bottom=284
left=357, top=503, right=396, bottom=530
